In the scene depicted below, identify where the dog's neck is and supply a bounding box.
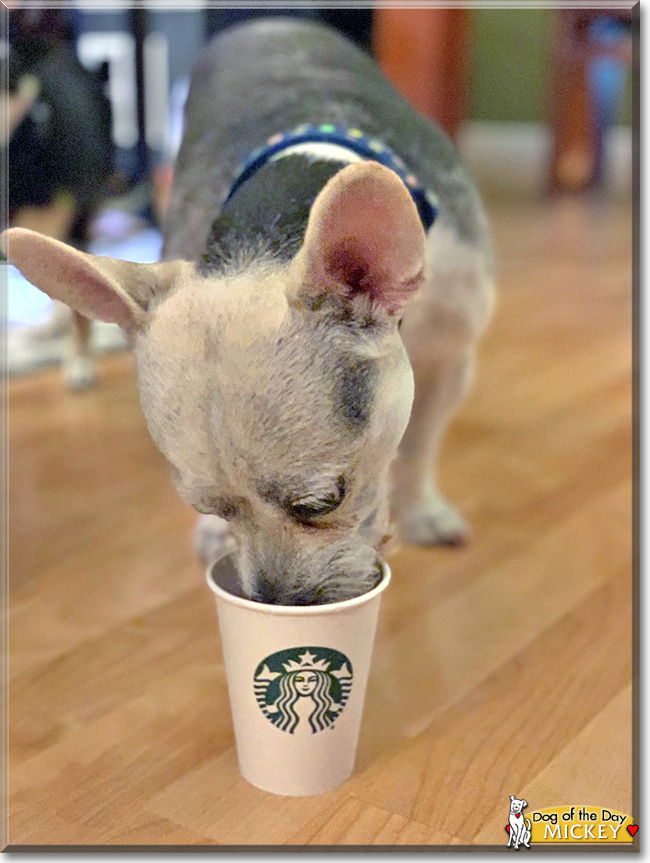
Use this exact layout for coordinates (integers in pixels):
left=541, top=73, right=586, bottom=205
left=200, top=153, right=351, bottom=274
left=200, top=128, right=438, bottom=276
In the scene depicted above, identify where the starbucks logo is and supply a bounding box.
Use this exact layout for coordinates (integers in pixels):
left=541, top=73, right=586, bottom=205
left=253, top=647, right=353, bottom=735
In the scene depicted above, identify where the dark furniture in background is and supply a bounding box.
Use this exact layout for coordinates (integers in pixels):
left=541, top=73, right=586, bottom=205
left=373, top=9, right=469, bottom=142
left=547, top=9, right=633, bottom=193
left=205, top=7, right=373, bottom=52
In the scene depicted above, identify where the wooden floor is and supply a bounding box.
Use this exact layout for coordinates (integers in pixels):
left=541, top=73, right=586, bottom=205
left=7, top=193, right=634, bottom=847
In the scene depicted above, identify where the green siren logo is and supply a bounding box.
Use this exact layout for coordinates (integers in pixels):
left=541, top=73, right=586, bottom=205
left=254, top=647, right=353, bottom=734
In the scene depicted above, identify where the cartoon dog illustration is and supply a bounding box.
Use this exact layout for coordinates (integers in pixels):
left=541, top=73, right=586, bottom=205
left=507, top=795, right=531, bottom=849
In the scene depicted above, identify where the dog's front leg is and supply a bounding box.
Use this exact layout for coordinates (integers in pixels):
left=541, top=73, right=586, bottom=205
left=193, top=513, right=237, bottom=565
left=391, top=346, right=474, bottom=546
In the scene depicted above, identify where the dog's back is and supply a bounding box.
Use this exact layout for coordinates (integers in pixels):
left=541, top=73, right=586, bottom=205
left=164, top=18, right=486, bottom=263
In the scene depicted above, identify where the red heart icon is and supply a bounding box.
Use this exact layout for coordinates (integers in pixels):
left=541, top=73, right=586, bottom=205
left=627, top=825, right=638, bottom=837
left=505, top=825, right=510, bottom=834
left=516, top=813, right=521, bottom=819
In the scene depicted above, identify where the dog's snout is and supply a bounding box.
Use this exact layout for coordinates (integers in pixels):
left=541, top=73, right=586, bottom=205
left=251, top=553, right=384, bottom=606
left=253, top=572, right=329, bottom=606
left=253, top=573, right=281, bottom=604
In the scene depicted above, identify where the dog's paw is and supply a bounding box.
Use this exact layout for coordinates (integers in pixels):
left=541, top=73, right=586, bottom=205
left=193, top=513, right=237, bottom=565
left=397, top=496, right=471, bottom=547
left=63, top=356, right=98, bottom=391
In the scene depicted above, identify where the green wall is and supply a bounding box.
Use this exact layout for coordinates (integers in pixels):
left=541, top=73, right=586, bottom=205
left=469, top=8, right=631, bottom=125
left=470, top=8, right=551, bottom=123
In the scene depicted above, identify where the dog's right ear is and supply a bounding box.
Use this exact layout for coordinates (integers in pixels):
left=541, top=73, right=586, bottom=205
left=1, top=228, right=195, bottom=333
left=292, top=161, right=425, bottom=316
left=510, top=796, right=515, bottom=801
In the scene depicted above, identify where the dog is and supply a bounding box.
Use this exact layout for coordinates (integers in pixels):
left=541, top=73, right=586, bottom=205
left=5, top=8, right=113, bottom=390
left=3, top=19, right=494, bottom=604
left=507, top=796, right=532, bottom=849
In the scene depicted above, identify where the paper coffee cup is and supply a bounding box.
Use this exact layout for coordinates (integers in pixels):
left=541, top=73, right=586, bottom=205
left=206, top=554, right=391, bottom=797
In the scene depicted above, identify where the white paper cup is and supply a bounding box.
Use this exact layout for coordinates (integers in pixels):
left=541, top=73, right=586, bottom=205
left=206, top=554, right=391, bottom=797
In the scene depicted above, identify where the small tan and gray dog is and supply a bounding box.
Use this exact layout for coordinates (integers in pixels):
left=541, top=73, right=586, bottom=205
left=3, top=20, right=494, bottom=604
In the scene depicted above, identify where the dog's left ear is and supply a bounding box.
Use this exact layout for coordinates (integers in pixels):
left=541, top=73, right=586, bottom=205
left=522, top=800, right=527, bottom=808
left=293, top=161, right=425, bottom=316
left=1, top=228, right=195, bottom=333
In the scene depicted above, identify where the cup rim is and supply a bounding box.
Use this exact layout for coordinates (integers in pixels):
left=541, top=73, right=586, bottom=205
left=206, top=552, right=391, bottom=616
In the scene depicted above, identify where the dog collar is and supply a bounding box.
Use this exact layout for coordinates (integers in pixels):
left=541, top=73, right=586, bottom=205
left=225, top=124, right=439, bottom=231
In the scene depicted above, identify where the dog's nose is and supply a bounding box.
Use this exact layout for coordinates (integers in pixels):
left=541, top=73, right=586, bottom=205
left=253, top=573, right=281, bottom=604
left=253, top=573, right=330, bottom=606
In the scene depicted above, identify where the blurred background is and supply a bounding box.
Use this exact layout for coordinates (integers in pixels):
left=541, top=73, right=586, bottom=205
left=4, top=4, right=633, bottom=372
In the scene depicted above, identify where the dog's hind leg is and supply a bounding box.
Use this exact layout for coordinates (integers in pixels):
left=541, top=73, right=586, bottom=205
left=11, top=196, right=99, bottom=390
left=391, top=225, right=494, bottom=546
left=391, top=343, right=474, bottom=545
left=29, top=300, right=72, bottom=342
left=63, top=310, right=98, bottom=391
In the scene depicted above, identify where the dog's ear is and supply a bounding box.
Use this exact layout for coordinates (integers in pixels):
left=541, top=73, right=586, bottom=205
left=294, top=161, right=425, bottom=315
left=522, top=800, right=527, bottom=808
left=1, top=228, right=195, bottom=333
left=510, top=796, right=515, bottom=801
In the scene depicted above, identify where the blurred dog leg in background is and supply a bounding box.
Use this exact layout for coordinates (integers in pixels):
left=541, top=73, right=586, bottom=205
left=5, top=8, right=113, bottom=389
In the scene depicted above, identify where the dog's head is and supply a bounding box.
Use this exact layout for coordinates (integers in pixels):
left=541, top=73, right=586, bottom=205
left=510, top=796, right=528, bottom=814
left=3, top=163, right=424, bottom=603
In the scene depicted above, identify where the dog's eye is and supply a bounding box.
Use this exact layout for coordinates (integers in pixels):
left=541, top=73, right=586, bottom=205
left=285, top=477, right=346, bottom=524
left=287, top=498, right=340, bottom=521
